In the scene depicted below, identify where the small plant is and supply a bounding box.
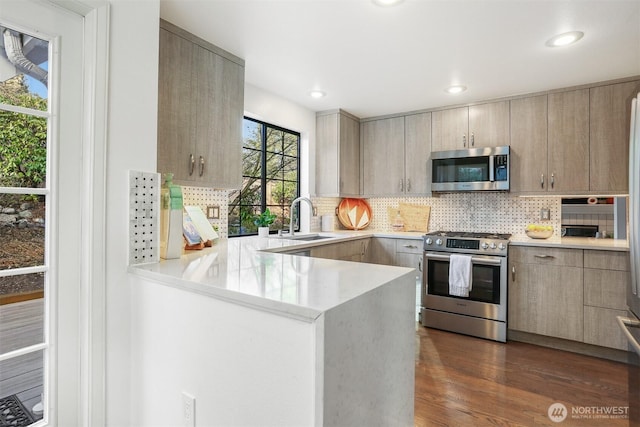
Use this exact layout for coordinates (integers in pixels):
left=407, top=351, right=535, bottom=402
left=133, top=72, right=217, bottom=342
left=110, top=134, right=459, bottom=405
left=253, top=208, right=277, bottom=227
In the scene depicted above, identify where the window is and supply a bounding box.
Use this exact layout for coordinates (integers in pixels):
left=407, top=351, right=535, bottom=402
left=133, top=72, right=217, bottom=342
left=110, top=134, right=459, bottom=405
left=228, top=117, right=300, bottom=236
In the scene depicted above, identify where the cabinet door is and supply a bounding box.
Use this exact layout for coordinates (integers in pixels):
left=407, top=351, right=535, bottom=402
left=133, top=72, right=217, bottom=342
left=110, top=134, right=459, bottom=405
left=157, top=29, right=196, bottom=182
left=584, top=306, right=628, bottom=350
left=468, top=101, right=510, bottom=148
left=362, top=117, right=405, bottom=196
left=404, top=112, right=431, bottom=195
left=590, top=81, right=640, bottom=193
left=193, top=44, right=244, bottom=189
left=315, top=113, right=339, bottom=196
left=339, top=114, right=360, bottom=196
left=547, top=89, right=589, bottom=193
left=364, top=238, right=396, bottom=265
left=508, top=261, right=532, bottom=333
left=510, top=95, right=548, bottom=193
left=431, top=107, right=468, bottom=151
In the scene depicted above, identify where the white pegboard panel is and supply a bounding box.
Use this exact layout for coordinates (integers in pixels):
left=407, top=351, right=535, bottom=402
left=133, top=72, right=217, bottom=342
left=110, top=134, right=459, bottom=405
left=182, top=186, right=230, bottom=238
left=129, top=171, right=160, bottom=265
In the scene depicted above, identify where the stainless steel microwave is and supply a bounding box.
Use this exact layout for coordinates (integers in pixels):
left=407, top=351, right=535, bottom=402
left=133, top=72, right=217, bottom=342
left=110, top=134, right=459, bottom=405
left=431, top=146, right=510, bottom=192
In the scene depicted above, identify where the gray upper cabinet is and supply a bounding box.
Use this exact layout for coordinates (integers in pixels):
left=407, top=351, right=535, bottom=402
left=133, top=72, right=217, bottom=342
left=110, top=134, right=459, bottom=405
left=547, top=89, right=590, bottom=193
left=509, top=95, right=548, bottom=193
left=361, top=113, right=432, bottom=196
left=431, top=101, right=509, bottom=151
left=157, top=20, right=244, bottom=189
left=315, top=110, right=360, bottom=197
left=362, top=117, right=406, bottom=196
left=404, top=112, right=432, bottom=195
left=590, top=80, right=640, bottom=193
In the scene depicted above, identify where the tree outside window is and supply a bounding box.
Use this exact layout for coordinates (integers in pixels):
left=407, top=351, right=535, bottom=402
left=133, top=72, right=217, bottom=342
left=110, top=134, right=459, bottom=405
left=228, top=118, right=300, bottom=236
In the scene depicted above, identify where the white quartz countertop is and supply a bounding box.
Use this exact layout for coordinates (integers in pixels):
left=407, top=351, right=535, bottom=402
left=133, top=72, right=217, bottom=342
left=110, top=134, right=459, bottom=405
left=129, top=232, right=417, bottom=322
left=509, top=235, right=629, bottom=251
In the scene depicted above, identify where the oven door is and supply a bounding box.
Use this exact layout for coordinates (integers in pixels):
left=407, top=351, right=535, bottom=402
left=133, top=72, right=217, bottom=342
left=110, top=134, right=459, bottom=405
left=422, top=252, right=507, bottom=322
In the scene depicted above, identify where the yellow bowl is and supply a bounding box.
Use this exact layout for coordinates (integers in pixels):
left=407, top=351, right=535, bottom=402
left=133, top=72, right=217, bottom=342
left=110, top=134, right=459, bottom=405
left=525, top=229, right=553, bottom=239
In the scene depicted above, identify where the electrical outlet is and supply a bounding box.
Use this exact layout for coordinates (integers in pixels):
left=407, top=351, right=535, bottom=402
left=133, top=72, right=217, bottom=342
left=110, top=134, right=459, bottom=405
left=182, top=392, right=195, bottom=427
left=540, top=208, right=550, bottom=221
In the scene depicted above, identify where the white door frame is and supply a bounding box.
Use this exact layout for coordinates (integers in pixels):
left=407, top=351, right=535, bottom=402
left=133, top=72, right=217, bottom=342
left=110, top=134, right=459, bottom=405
left=49, top=1, right=110, bottom=425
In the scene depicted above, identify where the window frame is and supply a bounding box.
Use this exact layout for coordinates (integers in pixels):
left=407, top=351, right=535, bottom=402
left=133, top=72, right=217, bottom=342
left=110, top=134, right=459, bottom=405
left=230, top=116, right=301, bottom=237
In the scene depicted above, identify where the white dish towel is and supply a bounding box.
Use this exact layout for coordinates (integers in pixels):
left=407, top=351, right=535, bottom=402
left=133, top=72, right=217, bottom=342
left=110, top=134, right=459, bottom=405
left=449, top=254, right=473, bottom=297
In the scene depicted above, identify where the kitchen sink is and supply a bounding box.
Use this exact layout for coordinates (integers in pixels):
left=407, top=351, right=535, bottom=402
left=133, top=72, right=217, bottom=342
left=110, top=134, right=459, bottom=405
left=270, top=233, right=337, bottom=241
left=291, top=235, right=334, bottom=241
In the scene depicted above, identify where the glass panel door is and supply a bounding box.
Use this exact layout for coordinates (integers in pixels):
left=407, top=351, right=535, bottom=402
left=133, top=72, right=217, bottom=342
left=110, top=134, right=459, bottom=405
left=0, top=24, right=50, bottom=426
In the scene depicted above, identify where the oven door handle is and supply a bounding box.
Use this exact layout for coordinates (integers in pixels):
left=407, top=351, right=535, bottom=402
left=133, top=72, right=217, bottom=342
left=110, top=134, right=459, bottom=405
left=617, top=316, right=640, bottom=356
left=425, top=252, right=503, bottom=266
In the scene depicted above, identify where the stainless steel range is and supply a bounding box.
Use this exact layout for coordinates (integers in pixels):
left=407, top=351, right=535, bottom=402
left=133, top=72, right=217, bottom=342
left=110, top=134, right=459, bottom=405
left=420, top=231, right=510, bottom=342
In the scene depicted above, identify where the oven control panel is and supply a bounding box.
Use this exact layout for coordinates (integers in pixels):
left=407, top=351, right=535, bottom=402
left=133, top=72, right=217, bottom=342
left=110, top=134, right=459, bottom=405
left=424, top=236, right=508, bottom=256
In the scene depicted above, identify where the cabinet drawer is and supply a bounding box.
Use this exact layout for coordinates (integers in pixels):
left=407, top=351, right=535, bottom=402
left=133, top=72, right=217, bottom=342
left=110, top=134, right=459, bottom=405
left=509, top=246, right=583, bottom=267
left=584, top=250, right=630, bottom=271
left=584, top=268, right=628, bottom=310
left=395, top=239, right=422, bottom=254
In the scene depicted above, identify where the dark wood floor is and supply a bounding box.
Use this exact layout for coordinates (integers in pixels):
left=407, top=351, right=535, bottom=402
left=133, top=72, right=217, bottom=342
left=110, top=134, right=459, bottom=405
left=415, top=327, right=629, bottom=426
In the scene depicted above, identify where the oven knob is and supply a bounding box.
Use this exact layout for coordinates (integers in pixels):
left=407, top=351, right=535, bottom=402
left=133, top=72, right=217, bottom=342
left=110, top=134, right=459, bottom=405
left=498, top=243, right=506, bottom=250
left=481, top=242, right=489, bottom=249
left=435, top=238, right=443, bottom=246
left=425, top=238, right=433, bottom=245
left=490, top=243, right=497, bottom=249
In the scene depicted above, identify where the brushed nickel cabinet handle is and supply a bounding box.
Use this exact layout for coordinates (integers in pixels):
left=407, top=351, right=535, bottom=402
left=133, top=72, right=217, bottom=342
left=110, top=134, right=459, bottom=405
left=470, top=132, right=474, bottom=147
left=407, top=179, right=411, bottom=192
left=534, top=254, right=555, bottom=259
left=511, top=265, right=516, bottom=282
left=540, top=174, right=545, bottom=189
left=189, top=154, right=195, bottom=176
left=551, top=173, right=555, bottom=189
left=199, top=156, right=205, bottom=177
left=399, top=179, right=404, bottom=191
left=403, top=244, right=418, bottom=249
left=462, top=133, right=467, bottom=147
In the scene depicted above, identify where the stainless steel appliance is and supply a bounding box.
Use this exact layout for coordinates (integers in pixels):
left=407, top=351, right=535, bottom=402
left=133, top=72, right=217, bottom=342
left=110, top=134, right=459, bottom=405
left=618, top=91, right=640, bottom=425
left=420, top=231, right=510, bottom=342
left=562, top=224, right=599, bottom=237
left=431, top=146, right=510, bottom=192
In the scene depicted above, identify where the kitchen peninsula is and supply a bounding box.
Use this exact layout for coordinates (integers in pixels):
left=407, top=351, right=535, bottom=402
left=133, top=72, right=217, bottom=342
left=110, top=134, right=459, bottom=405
left=128, top=234, right=416, bottom=427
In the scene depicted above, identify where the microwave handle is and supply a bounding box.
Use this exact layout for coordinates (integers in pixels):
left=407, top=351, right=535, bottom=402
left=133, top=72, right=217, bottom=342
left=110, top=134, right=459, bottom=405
left=489, top=155, right=495, bottom=182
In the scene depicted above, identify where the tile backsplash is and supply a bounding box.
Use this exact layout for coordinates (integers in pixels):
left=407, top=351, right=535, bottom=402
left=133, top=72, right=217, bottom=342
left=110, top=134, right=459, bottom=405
left=313, top=194, right=562, bottom=238
left=174, top=186, right=623, bottom=241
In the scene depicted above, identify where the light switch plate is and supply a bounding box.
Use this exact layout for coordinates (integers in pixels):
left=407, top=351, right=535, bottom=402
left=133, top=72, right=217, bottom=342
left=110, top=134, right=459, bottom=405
left=540, top=208, right=550, bottom=221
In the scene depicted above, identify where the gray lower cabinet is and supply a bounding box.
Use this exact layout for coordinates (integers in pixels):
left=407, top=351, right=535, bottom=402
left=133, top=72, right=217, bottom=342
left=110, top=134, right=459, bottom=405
left=157, top=20, right=244, bottom=189
left=583, top=250, right=630, bottom=350
left=363, top=237, right=422, bottom=279
left=315, top=110, right=360, bottom=197
left=508, top=247, right=584, bottom=342
left=309, top=239, right=370, bottom=262
left=510, top=246, right=631, bottom=351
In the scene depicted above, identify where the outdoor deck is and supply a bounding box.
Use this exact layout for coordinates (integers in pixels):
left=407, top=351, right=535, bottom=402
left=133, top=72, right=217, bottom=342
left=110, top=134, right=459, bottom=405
left=0, top=298, right=44, bottom=419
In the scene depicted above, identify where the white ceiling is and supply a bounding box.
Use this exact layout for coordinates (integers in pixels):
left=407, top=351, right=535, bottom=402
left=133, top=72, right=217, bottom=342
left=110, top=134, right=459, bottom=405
left=160, top=0, right=640, bottom=118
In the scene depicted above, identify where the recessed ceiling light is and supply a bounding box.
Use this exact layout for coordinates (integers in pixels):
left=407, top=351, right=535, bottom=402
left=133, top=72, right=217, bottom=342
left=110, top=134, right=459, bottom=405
left=309, top=90, right=326, bottom=99
left=372, top=0, right=404, bottom=6
left=545, top=31, right=584, bottom=47
left=445, top=85, right=467, bottom=94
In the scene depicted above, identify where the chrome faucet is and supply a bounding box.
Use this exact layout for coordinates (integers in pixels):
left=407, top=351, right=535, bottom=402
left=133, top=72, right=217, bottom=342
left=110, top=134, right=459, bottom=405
left=289, top=196, right=313, bottom=236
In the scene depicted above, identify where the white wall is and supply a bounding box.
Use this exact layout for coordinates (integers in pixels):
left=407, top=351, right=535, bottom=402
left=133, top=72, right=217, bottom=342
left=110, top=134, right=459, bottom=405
left=130, top=278, right=316, bottom=426
left=105, top=1, right=159, bottom=425
left=244, top=83, right=317, bottom=231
